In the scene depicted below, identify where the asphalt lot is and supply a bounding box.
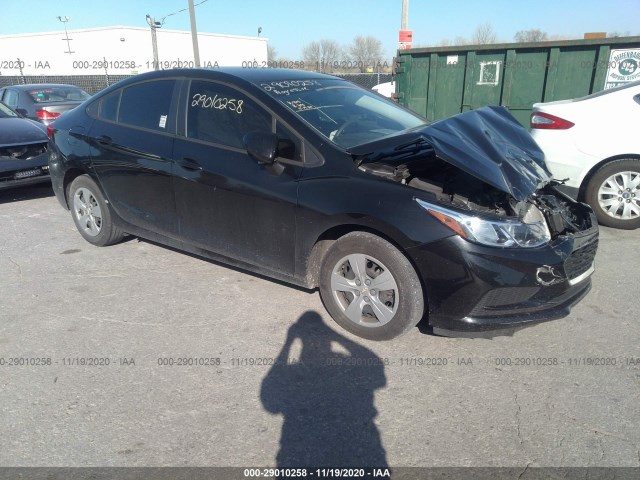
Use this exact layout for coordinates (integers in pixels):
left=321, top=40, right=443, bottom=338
left=0, top=183, right=638, bottom=469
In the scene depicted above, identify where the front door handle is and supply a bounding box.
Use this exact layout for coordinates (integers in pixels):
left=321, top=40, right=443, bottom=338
left=177, top=157, right=203, bottom=171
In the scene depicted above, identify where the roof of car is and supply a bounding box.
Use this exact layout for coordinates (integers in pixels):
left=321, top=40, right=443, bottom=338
left=5, top=84, right=88, bottom=90
left=116, top=67, right=340, bottom=85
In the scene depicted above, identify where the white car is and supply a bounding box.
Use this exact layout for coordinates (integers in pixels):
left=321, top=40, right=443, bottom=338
left=530, top=81, right=640, bottom=229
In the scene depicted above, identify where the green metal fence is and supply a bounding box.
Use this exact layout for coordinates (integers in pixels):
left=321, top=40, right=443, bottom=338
left=395, top=36, right=640, bottom=126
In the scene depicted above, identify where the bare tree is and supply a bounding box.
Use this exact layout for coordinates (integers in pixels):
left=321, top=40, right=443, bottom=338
left=302, top=39, right=342, bottom=72
left=472, top=22, right=498, bottom=45
left=607, top=31, right=631, bottom=38
left=267, top=44, right=277, bottom=62
left=348, top=35, right=384, bottom=73
left=453, top=36, right=469, bottom=46
left=548, top=34, right=576, bottom=41
left=514, top=29, right=548, bottom=43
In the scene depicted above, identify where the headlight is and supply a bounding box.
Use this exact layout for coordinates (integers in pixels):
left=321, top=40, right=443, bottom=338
left=416, top=199, right=551, bottom=248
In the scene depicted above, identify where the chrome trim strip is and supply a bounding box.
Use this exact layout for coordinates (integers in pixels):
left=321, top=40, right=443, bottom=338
left=569, top=264, right=595, bottom=286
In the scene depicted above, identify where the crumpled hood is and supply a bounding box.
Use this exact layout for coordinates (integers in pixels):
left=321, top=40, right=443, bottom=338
left=351, top=106, right=552, bottom=201
left=0, top=117, right=48, bottom=148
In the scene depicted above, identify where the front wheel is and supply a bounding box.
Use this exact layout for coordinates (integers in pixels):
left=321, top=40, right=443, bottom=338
left=319, top=232, right=425, bottom=341
left=68, top=175, right=124, bottom=246
left=585, top=159, right=640, bottom=230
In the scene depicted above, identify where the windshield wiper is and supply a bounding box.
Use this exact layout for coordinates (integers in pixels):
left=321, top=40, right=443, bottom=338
left=354, top=135, right=434, bottom=165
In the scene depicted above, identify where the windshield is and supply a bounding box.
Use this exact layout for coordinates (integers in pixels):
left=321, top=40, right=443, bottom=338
left=27, top=86, right=91, bottom=103
left=258, top=78, right=427, bottom=148
left=0, top=102, right=19, bottom=118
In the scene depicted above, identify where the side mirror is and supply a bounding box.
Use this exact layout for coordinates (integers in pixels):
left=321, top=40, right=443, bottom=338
left=243, top=131, right=278, bottom=165
left=16, top=108, right=28, bottom=117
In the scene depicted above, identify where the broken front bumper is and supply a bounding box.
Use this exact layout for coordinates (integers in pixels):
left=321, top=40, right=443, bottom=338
left=0, top=153, right=50, bottom=190
left=408, top=214, right=598, bottom=336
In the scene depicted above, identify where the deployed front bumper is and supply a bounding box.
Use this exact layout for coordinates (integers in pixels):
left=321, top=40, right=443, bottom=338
left=408, top=217, right=598, bottom=336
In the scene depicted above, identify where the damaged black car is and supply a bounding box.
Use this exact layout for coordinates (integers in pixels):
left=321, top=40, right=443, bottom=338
left=48, top=69, right=598, bottom=340
left=1, top=101, right=49, bottom=189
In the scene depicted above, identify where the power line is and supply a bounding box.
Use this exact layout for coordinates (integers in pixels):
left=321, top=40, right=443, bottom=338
left=159, top=0, right=209, bottom=26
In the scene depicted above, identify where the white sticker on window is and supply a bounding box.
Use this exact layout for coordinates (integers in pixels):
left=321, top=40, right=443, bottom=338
left=159, top=115, right=167, bottom=128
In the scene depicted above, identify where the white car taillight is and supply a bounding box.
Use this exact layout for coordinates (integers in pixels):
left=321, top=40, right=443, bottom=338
left=530, top=112, right=575, bottom=130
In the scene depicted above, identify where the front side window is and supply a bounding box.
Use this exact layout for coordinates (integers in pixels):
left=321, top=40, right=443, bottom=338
left=187, top=80, right=271, bottom=149
left=258, top=78, right=427, bottom=148
left=118, top=80, right=175, bottom=132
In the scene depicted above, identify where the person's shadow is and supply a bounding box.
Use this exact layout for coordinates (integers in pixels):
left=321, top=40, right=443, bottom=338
left=261, top=311, right=389, bottom=468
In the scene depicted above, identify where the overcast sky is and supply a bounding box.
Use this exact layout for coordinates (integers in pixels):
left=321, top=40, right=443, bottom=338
left=2, top=0, right=638, bottom=59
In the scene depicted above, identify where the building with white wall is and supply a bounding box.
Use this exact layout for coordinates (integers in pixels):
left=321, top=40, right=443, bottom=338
left=0, top=26, right=268, bottom=76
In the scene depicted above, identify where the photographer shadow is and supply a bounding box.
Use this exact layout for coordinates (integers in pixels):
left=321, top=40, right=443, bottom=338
left=260, top=311, right=389, bottom=468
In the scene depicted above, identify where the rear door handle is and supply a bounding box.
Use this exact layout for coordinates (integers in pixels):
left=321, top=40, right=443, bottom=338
left=96, top=135, right=112, bottom=146
left=177, top=157, right=203, bottom=171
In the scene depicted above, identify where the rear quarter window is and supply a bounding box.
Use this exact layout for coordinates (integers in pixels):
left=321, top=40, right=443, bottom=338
left=2, top=89, right=19, bottom=108
left=100, top=90, right=121, bottom=122
left=87, top=89, right=121, bottom=122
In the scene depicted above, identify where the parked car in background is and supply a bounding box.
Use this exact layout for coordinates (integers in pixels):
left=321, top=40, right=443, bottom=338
left=531, top=81, right=640, bottom=229
left=49, top=69, right=598, bottom=340
left=0, top=101, right=49, bottom=189
left=0, top=84, right=91, bottom=126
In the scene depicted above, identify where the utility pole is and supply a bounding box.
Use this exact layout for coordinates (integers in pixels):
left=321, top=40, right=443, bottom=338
left=399, top=0, right=413, bottom=50
left=188, top=0, right=201, bottom=67
left=57, top=16, right=74, bottom=54
left=401, top=0, right=409, bottom=31
left=146, top=14, right=160, bottom=70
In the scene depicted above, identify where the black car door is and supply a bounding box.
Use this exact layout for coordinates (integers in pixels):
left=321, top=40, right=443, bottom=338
left=172, top=79, right=303, bottom=274
left=87, top=79, right=179, bottom=238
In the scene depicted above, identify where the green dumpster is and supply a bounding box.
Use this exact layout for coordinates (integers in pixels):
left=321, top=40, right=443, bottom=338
left=395, top=36, right=640, bottom=126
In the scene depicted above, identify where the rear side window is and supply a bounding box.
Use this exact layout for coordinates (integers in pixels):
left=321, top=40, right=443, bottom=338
left=118, top=80, right=175, bottom=132
left=186, top=80, right=271, bottom=149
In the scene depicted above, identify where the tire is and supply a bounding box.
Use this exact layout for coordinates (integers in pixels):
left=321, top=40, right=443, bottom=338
left=585, top=158, right=640, bottom=230
left=319, top=232, right=425, bottom=341
left=67, top=175, right=124, bottom=246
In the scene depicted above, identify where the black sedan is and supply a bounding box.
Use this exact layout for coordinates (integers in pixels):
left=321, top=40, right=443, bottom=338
left=0, top=101, right=49, bottom=189
left=0, top=84, right=91, bottom=126
left=48, top=69, right=598, bottom=340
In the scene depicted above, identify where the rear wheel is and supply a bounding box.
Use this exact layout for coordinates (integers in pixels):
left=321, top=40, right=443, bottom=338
left=319, top=232, right=424, bottom=341
left=68, top=175, right=124, bottom=246
left=585, top=159, right=640, bottom=230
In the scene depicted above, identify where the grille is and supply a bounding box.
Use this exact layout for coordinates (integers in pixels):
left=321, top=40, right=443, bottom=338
left=565, top=239, right=598, bottom=280
left=469, top=287, right=541, bottom=316
left=0, top=143, right=47, bottom=160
